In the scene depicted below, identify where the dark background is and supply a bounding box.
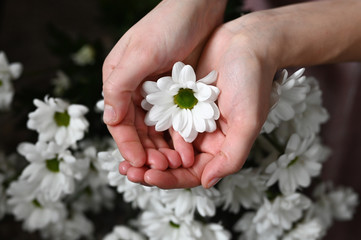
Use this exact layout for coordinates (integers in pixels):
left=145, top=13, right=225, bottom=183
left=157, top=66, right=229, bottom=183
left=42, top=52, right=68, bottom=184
left=1, top=0, right=360, bottom=239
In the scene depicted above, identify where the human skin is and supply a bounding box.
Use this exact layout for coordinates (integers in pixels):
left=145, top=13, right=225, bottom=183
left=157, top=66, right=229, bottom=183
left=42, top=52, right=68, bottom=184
left=104, top=0, right=361, bottom=188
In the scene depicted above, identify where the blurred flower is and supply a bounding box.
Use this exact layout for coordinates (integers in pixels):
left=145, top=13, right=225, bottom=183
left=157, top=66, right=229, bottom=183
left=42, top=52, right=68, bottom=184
left=7, top=180, right=66, bottom=231
left=142, top=61, right=220, bottom=142
left=71, top=44, right=96, bottom=66
left=160, top=186, right=219, bottom=217
left=218, top=168, right=267, bottom=213
left=263, top=68, right=309, bottom=133
left=197, top=222, right=231, bottom=240
left=265, top=134, right=324, bottom=194
left=27, top=96, right=89, bottom=146
left=17, top=141, right=89, bottom=201
left=103, top=225, right=146, bottom=240
left=283, top=219, right=323, bottom=240
left=51, top=70, right=71, bottom=96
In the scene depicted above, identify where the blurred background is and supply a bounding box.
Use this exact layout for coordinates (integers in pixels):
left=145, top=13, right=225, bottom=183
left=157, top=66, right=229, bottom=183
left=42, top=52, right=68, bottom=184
left=1, top=0, right=360, bottom=239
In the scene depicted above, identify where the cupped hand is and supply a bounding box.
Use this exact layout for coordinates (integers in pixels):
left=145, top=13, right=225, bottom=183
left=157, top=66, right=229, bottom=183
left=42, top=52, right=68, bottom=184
left=140, top=15, right=280, bottom=188
left=102, top=0, right=227, bottom=173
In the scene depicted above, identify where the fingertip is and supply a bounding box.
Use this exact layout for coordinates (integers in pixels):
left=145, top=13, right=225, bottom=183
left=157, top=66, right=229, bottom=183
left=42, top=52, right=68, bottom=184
left=103, top=104, right=118, bottom=125
left=158, top=148, right=182, bottom=169
left=146, top=148, right=168, bottom=170
left=127, top=167, right=147, bottom=183
left=119, top=161, right=131, bottom=175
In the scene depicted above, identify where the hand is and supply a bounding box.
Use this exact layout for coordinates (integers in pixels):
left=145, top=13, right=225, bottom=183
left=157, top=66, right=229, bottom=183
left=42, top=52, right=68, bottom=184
left=102, top=0, right=227, bottom=175
left=123, top=15, right=279, bottom=188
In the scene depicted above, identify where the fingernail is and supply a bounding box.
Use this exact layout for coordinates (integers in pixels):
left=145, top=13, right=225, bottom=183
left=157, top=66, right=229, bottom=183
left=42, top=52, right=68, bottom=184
left=207, top=177, right=221, bottom=188
left=103, top=104, right=116, bottom=124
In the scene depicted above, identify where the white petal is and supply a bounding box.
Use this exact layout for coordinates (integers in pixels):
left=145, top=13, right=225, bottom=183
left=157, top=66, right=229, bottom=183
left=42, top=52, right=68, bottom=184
left=192, top=110, right=206, bottom=132
left=210, top=102, right=220, bottom=120
left=141, top=99, right=152, bottom=111
left=194, top=83, right=212, bottom=102
left=198, top=70, right=217, bottom=84
left=180, top=109, right=193, bottom=138
left=179, top=65, right=196, bottom=86
left=194, top=102, right=214, bottom=119
left=155, top=105, right=177, bottom=131
left=9, top=63, right=23, bottom=79
left=146, top=92, right=173, bottom=105
left=156, top=76, right=174, bottom=90
left=183, top=129, right=198, bottom=143
left=172, top=62, right=185, bottom=83
left=172, top=109, right=187, bottom=132
left=148, top=105, right=169, bottom=121
left=205, top=119, right=217, bottom=132
left=142, top=81, right=159, bottom=95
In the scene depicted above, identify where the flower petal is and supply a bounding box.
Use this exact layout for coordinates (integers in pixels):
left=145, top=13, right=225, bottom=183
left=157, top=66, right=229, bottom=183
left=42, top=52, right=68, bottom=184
left=198, top=70, right=217, bottom=84
left=157, top=76, right=174, bottom=91
left=194, top=102, right=214, bottom=119
left=172, top=62, right=185, bottom=83
left=155, top=105, right=177, bottom=131
left=179, top=65, right=196, bottom=86
left=205, top=119, right=217, bottom=132
left=194, top=83, right=212, bottom=102
left=179, top=109, right=193, bottom=138
left=142, top=81, right=159, bottom=95
left=172, top=109, right=187, bottom=132
left=146, top=92, right=173, bottom=105
left=192, top=109, right=206, bottom=132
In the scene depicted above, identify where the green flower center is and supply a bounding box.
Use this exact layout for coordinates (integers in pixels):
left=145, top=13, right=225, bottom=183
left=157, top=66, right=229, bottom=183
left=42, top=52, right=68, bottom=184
left=46, top=157, right=60, bottom=172
left=169, top=221, right=180, bottom=229
left=32, top=199, right=42, bottom=208
left=173, top=88, right=198, bottom=109
left=287, top=156, right=299, bottom=168
left=54, top=111, right=70, bottom=127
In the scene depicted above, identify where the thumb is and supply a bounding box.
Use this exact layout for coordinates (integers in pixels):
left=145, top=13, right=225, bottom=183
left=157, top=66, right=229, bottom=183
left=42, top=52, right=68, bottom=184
left=102, top=53, right=157, bottom=125
left=201, top=124, right=259, bottom=188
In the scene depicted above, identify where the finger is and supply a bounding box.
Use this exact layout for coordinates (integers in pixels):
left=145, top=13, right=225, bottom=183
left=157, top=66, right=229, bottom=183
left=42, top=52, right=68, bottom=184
left=144, top=153, right=212, bottom=189
left=159, top=148, right=182, bottom=169
left=119, top=161, right=132, bottom=175
left=127, top=166, right=148, bottom=184
left=169, top=128, right=194, bottom=168
left=102, top=52, right=158, bottom=125
left=107, top=103, right=146, bottom=167
left=201, top=124, right=259, bottom=188
left=146, top=148, right=168, bottom=170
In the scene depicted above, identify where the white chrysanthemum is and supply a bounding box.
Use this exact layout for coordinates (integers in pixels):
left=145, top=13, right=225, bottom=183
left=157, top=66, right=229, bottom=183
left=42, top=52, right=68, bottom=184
left=234, top=212, right=283, bottom=240
left=218, top=168, right=267, bottom=213
left=103, top=225, right=146, bottom=240
left=98, top=148, right=159, bottom=209
left=138, top=202, right=201, bottom=240
left=18, top=141, right=90, bottom=201
left=263, top=68, right=310, bottom=133
left=0, top=51, right=23, bottom=110
left=160, top=186, right=219, bottom=217
left=40, top=212, right=94, bottom=240
left=290, top=77, right=329, bottom=138
left=142, top=61, right=220, bottom=142
left=7, top=180, right=66, bottom=231
left=71, top=44, right=95, bottom=66
left=51, top=70, right=71, bottom=96
left=265, top=134, right=324, bottom=194
left=253, top=193, right=311, bottom=234
left=283, top=219, right=323, bottom=240
left=198, top=222, right=231, bottom=240
left=27, top=96, right=89, bottom=146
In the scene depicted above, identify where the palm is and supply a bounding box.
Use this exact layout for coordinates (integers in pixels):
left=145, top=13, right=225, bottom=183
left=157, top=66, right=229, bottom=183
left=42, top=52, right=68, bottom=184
left=144, top=23, right=275, bottom=188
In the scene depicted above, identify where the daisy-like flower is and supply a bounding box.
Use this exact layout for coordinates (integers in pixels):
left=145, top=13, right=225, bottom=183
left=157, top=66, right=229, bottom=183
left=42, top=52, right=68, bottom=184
left=160, top=186, right=220, bottom=217
left=138, top=201, right=201, bottom=240
left=198, top=222, right=231, bottom=240
left=283, top=219, right=323, bottom=240
left=7, top=180, right=66, bottom=231
left=142, top=61, right=220, bottom=142
left=0, top=51, right=23, bottom=110
left=18, top=141, right=90, bottom=201
left=265, top=134, right=326, bottom=195
left=71, top=44, right=96, bottom=66
left=27, top=96, right=89, bottom=146
left=98, top=148, right=159, bottom=209
left=217, top=168, right=267, bottom=213
left=253, top=193, right=311, bottom=235
left=40, top=212, right=94, bottom=240
left=103, top=225, right=146, bottom=240
left=263, top=68, right=310, bottom=133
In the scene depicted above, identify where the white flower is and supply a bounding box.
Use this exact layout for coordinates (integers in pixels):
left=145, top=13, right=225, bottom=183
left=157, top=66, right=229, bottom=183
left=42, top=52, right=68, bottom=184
left=138, top=202, right=201, bottom=240
left=218, top=168, right=267, bottom=213
left=98, top=148, right=158, bottom=209
left=265, top=134, right=324, bottom=194
left=263, top=68, right=309, bottom=133
left=103, top=225, right=146, bottom=240
left=160, top=186, right=219, bottom=217
left=142, top=61, right=220, bottom=142
left=234, top=212, right=282, bottom=240
left=253, top=193, right=311, bottom=234
left=51, top=70, right=71, bottom=96
left=283, top=219, right=323, bottom=240
left=7, top=180, right=66, bottom=231
left=198, top=223, right=231, bottom=240
left=40, top=212, right=94, bottom=240
left=71, top=44, right=96, bottom=66
left=27, top=96, right=89, bottom=146
left=17, top=141, right=89, bottom=201
left=0, top=51, right=22, bottom=110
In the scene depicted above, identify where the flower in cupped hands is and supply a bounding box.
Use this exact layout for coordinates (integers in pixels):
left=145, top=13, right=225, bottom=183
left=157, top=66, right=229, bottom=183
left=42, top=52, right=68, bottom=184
left=141, top=61, right=220, bottom=142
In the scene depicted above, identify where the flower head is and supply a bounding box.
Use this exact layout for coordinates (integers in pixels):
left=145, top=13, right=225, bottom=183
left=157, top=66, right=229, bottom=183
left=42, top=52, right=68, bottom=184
left=142, top=61, right=220, bottom=142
